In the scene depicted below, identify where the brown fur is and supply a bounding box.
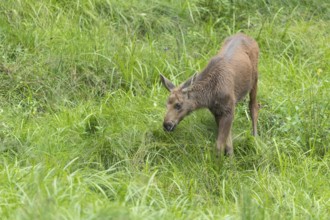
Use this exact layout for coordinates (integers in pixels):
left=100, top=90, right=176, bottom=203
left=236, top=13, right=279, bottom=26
left=160, top=33, right=259, bottom=156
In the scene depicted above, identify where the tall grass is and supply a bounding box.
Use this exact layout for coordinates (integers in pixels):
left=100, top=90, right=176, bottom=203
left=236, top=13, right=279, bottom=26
left=0, top=0, right=329, bottom=219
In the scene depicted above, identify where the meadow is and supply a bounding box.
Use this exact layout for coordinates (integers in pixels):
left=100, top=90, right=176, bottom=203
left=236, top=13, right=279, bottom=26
left=0, top=0, right=329, bottom=219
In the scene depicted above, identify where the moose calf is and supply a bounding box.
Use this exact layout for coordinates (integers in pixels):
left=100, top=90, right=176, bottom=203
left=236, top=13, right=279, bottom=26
left=160, top=33, right=259, bottom=156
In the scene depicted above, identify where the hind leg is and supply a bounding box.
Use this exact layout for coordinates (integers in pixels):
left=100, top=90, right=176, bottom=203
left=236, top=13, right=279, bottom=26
left=249, top=77, right=258, bottom=136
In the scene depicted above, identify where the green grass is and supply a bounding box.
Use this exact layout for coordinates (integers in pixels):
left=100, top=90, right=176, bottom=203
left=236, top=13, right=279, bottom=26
left=0, top=0, right=329, bottom=219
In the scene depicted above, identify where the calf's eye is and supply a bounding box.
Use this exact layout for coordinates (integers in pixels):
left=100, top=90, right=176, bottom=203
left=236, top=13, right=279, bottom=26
left=174, top=103, right=181, bottom=110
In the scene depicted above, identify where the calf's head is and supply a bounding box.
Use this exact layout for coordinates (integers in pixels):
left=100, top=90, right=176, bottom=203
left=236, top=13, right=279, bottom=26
left=160, top=74, right=195, bottom=132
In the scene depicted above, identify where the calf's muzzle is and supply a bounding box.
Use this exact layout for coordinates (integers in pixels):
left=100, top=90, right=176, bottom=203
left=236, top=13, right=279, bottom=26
left=163, top=121, right=176, bottom=132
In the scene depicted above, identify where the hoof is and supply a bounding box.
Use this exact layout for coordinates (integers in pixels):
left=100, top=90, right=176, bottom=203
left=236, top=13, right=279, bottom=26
left=225, top=147, right=233, bottom=156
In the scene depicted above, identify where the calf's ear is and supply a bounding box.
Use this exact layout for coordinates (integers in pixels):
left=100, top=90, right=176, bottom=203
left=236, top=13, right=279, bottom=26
left=160, top=74, right=175, bottom=92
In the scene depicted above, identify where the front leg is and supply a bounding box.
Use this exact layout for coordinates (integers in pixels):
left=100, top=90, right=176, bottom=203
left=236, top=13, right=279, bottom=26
left=214, top=107, right=234, bottom=156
